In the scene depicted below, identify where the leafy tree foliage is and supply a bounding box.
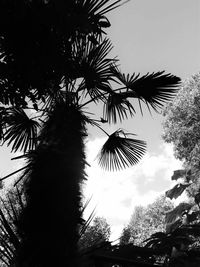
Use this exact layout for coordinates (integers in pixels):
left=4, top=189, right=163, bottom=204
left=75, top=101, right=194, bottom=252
left=163, top=73, right=200, bottom=164
left=143, top=169, right=200, bottom=266
left=79, top=216, right=111, bottom=250
left=161, top=73, right=200, bottom=265
left=162, top=73, right=200, bottom=196
left=120, top=195, right=174, bottom=246
left=0, top=187, right=23, bottom=267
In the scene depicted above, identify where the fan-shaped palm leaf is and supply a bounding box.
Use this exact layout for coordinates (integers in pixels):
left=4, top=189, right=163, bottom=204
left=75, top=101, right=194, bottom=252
left=3, top=108, right=40, bottom=152
left=98, top=129, right=146, bottom=171
left=73, top=38, right=114, bottom=102
left=111, top=65, right=181, bottom=113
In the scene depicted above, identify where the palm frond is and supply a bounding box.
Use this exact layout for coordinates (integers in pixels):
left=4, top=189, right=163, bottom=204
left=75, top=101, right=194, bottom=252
left=0, top=205, right=20, bottom=251
left=80, top=209, right=96, bottom=239
left=3, top=108, right=40, bottom=152
left=111, top=66, right=181, bottom=113
left=73, top=38, right=114, bottom=102
left=98, top=129, right=146, bottom=171
left=103, top=92, right=135, bottom=123
left=41, top=87, right=66, bottom=112
left=83, top=0, right=123, bottom=16
left=78, top=0, right=124, bottom=37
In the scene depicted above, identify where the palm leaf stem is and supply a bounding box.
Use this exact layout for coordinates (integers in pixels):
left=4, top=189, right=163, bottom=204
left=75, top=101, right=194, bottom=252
left=99, top=0, right=126, bottom=15
left=0, top=253, right=10, bottom=267
left=14, top=166, right=32, bottom=187
left=0, top=208, right=20, bottom=250
left=92, top=121, right=109, bottom=136
left=0, top=237, right=14, bottom=259
left=0, top=165, right=29, bottom=182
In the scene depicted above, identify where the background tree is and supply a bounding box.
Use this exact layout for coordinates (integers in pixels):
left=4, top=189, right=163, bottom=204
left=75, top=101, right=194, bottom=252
left=0, top=186, right=23, bottom=267
left=162, top=73, right=200, bottom=196
left=79, top=216, right=111, bottom=250
left=144, top=168, right=200, bottom=267
left=120, top=195, right=174, bottom=246
left=0, top=0, right=180, bottom=266
left=162, top=73, right=200, bottom=251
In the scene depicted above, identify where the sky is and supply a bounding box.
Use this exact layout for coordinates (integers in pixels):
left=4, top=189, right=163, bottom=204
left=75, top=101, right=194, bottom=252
left=82, top=0, right=200, bottom=240
left=0, top=0, right=200, bottom=241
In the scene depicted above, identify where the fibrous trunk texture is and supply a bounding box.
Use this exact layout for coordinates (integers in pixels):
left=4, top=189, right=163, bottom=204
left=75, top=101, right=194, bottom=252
left=17, top=104, right=87, bottom=267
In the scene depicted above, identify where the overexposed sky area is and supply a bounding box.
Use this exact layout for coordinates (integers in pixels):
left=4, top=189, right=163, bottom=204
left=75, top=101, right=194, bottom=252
left=83, top=139, right=182, bottom=240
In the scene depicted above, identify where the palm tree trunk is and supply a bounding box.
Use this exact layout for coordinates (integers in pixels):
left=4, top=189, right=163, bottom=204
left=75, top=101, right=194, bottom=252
left=17, top=103, right=87, bottom=267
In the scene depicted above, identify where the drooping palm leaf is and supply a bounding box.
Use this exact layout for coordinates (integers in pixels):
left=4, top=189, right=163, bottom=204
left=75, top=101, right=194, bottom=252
left=98, top=129, right=146, bottom=171
left=3, top=108, right=40, bottom=152
left=103, top=92, right=135, bottom=123
left=111, top=66, right=181, bottom=113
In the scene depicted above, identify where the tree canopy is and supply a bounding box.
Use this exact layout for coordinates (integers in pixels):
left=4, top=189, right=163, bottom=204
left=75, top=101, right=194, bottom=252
left=120, top=195, right=174, bottom=246
left=79, top=216, right=111, bottom=250
left=162, top=73, right=200, bottom=196
left=162, top=73, right=200, bottom=167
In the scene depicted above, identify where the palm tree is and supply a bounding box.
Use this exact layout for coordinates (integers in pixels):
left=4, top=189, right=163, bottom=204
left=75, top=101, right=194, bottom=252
left=0, top=0, right=181, bottom=266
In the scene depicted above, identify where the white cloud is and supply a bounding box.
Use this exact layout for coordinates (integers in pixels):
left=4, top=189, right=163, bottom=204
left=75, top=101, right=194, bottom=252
left=83, top=138, right=183, bottom=240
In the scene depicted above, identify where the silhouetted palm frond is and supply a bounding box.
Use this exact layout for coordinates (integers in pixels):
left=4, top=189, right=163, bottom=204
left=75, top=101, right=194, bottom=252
left=111, top=66, right=181, bottom=113
left=0, top=200, right=20, bottom=266
left=73, top=38, right=114, bottom=101
left=79, top=198, right=96, bottom=239
left=3, top=109, right=40, bottom=152
left=98, top=130, right=146, bottom=171
left=83, top=0, right=123, bottom=16
left=78, top=0, right=124, bottom=37
left=103, top=92, right=135, bottom=123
